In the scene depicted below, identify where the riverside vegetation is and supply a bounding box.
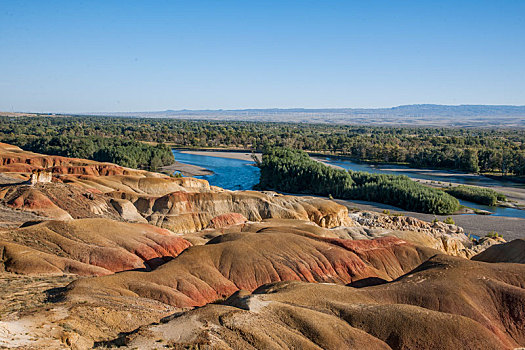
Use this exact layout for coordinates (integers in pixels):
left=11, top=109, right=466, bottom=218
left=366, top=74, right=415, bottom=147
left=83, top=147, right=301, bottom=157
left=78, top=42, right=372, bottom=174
left=2, top=115, right=525, bottom=175
left=256, top=147, right=461, bottom=214
left=446, top=185, right=507, bottom=206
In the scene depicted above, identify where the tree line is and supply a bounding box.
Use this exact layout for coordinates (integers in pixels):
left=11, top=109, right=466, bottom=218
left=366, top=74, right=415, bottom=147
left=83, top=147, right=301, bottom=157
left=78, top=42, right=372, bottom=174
left=256, top=147, right=460, bottom=214
left=445, top=185, right=506, bottom=206
left=1, top=115, right=525, bottom=175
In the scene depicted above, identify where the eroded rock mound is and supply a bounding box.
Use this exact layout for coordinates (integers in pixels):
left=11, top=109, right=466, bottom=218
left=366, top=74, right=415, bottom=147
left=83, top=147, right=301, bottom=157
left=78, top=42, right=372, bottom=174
left=0, top=218, right=191, bottom=275
left=118, top=255, right=525, bottom=350
left=472, top=238, right=525, bottom=263
left=112, top=190, right=353, bottom=233
left=66, top=228, right=437, bottom=308
left=0, top=183, right=119, bottom=220
left=208, top=212, right=247, bottom=229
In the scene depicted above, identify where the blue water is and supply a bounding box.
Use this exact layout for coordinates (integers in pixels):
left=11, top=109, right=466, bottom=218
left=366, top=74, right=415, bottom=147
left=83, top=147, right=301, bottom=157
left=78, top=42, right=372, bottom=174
left=172, top=150, right=259, bottom=190
left=171, top=150, right=525, bottom=219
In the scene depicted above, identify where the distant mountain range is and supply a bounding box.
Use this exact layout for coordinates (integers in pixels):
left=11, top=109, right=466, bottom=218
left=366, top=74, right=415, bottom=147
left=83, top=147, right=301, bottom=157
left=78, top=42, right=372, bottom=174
left=85, top=104, right=525, bottom=127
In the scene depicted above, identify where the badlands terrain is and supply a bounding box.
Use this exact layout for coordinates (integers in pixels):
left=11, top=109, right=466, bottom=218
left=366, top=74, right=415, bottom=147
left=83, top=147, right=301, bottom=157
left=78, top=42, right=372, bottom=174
left=0, top=142, right=524, bottom=349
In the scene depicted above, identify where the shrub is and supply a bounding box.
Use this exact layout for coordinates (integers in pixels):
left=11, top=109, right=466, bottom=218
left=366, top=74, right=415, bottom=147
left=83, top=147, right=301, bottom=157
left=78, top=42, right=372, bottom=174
left=444, top=217, right=455, bottom=225
left=485, top=231, right=500, bottom=238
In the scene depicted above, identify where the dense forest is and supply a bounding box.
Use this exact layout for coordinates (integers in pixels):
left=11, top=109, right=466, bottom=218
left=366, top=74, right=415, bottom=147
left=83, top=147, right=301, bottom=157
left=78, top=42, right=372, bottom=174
left=256, top=147, right=460, bottom=214
left=1, top=115, right=525, bottom=175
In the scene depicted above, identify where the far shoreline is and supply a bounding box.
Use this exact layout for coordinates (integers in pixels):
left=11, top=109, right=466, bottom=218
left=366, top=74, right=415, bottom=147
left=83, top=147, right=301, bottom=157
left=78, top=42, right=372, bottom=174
left=177, top=149, right=262, bottom=162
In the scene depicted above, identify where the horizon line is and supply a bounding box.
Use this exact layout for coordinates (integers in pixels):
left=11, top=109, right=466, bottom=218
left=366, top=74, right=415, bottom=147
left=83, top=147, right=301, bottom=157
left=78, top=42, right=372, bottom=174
left=7, top=103, right=525, bottom=115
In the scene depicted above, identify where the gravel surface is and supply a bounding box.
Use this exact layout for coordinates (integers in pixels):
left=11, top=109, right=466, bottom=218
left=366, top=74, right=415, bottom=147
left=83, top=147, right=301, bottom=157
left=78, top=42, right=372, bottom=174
left=336, top=199, right=525, bottom=241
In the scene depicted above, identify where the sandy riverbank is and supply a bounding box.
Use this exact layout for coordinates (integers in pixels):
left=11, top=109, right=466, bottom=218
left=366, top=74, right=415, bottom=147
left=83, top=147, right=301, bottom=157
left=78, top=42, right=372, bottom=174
left=179, top=150, right=262, bottom=162
left=315, top=156, right=525, bottom=208
left=179, top=151, right=344, bottom=170
left=159, top=161, right=213, bottom=177
left=311, top=157, right=345, bottom=169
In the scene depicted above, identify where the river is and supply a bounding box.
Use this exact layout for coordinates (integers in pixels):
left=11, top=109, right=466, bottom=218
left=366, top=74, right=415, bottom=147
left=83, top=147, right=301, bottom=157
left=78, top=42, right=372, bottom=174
left=172, top=150, right=260, bottom=190
left=171, top=150, right=525, bottom=219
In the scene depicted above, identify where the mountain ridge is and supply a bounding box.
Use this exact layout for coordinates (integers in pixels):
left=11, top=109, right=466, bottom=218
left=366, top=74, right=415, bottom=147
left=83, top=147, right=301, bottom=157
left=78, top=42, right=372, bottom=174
left=81, top=104, right=525, bottom=127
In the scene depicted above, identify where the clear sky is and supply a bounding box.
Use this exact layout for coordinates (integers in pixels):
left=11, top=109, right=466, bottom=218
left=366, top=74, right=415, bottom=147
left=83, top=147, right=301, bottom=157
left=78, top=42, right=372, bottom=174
left=1, top=0, right=524, bottom=113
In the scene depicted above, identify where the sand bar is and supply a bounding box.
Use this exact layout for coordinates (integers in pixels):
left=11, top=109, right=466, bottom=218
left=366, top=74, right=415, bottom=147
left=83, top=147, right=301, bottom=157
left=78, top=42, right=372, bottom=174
left=179, top=150, right=261, bottom=162
left=159, top=161, right=213, bottom=177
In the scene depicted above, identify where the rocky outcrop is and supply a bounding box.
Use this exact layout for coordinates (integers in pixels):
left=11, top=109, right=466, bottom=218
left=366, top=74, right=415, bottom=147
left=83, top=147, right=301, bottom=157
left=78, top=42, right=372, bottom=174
left=29, top=169, right=52, bottom=185
left=347, top=211, right=492, bottom=258
left=0, top=185, right=73, bottom=220
left=350, top=211, right=464, bottom=236
left=0, top=219, right=191, bottom=275
left=110, top=198, right=148, bottom=223
left=0, top=183, right=119, bottom=220
left=111, top=190, right=353, bottom=233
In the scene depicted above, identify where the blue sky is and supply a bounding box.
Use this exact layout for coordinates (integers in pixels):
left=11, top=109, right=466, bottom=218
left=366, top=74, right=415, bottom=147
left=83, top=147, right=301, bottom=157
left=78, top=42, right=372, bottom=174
left=1, top=1, right=524, bottom=112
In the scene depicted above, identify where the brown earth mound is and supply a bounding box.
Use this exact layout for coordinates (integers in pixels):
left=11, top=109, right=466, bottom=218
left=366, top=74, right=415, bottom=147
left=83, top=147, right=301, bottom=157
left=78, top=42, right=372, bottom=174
left=0, top=218, right=191, bottom=275
left=472, top=238, right=525, bottom=263
left=111, top=190, right=353, bottom=233
left=66, top=228, right=438, bottom=308
left=62, top=174, right=210, bottom=196
left=0, top=183, right=121, bottom=220
left=208, top=212, right=247, bottom=229
left=115, top=254, right=525, bottom=350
